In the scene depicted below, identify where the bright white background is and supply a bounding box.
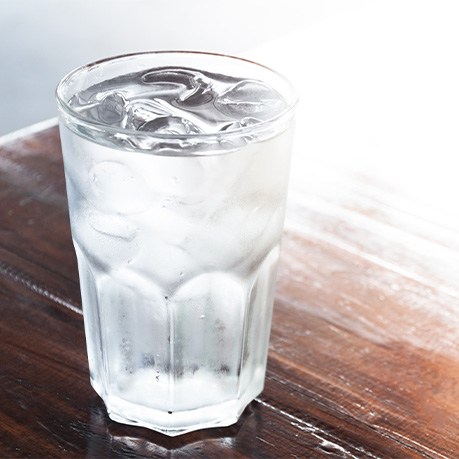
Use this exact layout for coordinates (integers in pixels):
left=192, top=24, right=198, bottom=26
left=1, top=0, right=458, bottom=219
left=0, top=0, right=366, bottom=134
left=244, top=1, right=459, bottom=218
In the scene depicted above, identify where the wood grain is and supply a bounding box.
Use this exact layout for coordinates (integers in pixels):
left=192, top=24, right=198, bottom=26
left=1, top=125, right=458, bottom=458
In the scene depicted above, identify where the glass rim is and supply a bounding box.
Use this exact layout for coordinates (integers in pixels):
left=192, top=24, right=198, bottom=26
left=55, top=50, right=299, bottom=141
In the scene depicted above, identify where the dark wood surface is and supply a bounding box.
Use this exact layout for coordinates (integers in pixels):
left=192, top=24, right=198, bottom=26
left=1, top=124, right=458, bottom=458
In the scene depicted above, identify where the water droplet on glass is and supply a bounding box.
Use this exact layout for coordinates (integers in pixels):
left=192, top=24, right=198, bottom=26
left=141, top=353, right=155, bottom=367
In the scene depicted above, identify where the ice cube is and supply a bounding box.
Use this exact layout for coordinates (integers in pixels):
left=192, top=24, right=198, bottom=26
left=142, top=68, right=195, bottom=87
left=130, top=233, right=197, bottom=290
left=143, top=67, right=215, bottom=107
left=138, top=116, right=202, bottom=135
left=97, top=92, right=128, bottom=125
left=178, top=74, right=214, bottom=107
left=72, top=208, right=140, bottom=272
left=219, top=117, right=261, bottom=132
left=125, top=97, right=203, bottom=135
left=214, top=80, right=287, bottom=120
left=109, top=267, right=165, bottom=309
left=68, top=90, right=129, bottom=127
left=125, top=99, right=171, bottom=130
left=88, top=211, right=138, bottom=241
left=88, top=160, right=150, bottom=214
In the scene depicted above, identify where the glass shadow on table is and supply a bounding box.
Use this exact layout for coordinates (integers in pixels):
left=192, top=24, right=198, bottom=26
left=84, top=396, right=261, bottom=457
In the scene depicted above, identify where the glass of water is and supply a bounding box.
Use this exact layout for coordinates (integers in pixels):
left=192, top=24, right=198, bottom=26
left=56, top=51, right=297, bottom=436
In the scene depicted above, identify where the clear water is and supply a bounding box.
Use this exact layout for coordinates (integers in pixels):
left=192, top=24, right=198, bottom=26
left=69, top=66, right=288, bottom=137
left=60, top=66, right=294, bottom=435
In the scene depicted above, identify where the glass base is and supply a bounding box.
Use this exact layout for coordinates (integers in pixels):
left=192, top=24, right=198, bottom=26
left=98, top=385, right=260, bottom=436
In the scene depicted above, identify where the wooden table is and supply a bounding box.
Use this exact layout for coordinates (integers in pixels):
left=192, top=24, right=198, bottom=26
left=1, top=122, right=458, bottom=458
